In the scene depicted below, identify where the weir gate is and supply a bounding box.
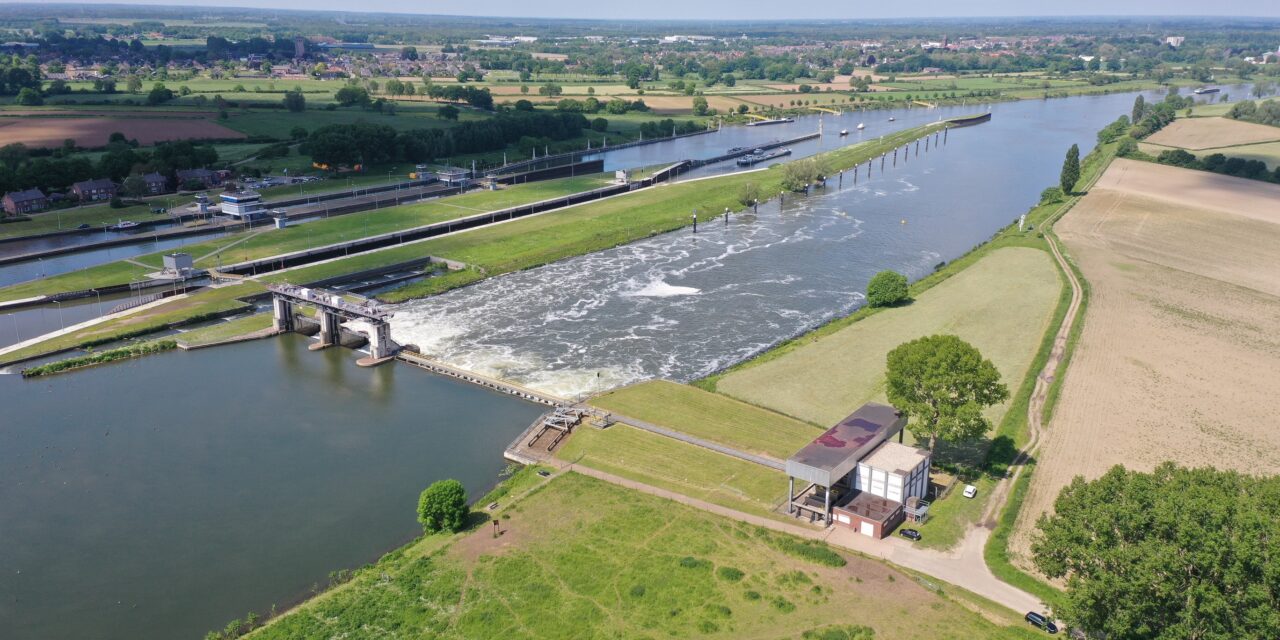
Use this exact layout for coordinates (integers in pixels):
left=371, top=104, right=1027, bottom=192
left=268, top=283, right=400, bottom=361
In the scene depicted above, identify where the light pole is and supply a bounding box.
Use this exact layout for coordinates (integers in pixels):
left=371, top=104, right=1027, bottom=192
left=7, top=313, right=17, bottom=343
left=53, top=300, right=65, bottom=330
left=92, top=289, right=103, bottom=317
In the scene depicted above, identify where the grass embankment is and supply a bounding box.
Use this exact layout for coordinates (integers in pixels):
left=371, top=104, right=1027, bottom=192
left=555, top=423, right=788, bottom=518
left=590, top=380, right=822, bottom=459
left=244, top=472, right=1040, bottom=640
left=19, top=339, right=176, bottom=377
left=175, top=313, right=274, bottom=348
left=0, top=174, right=611, bottom=303
left=0, top=282, right=261, bottom=364
left=381, top=121, right=947, bottom=302
left=0, top=202, right=164, bottom=241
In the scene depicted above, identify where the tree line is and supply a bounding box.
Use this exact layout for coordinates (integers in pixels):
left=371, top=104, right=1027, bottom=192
left=301, top=111, right=588, bottom=166
left=0, top=137, right=218, bottom=197
left=1155, top=148, right=1280, bottom=184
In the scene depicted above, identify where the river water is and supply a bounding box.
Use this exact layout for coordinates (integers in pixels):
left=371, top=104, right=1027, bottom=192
left=0, top=336, right=544, bottom=640
left=389, top=90, right=1178, bottom=398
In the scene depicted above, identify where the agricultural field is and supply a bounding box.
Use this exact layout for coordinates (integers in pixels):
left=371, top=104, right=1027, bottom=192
left=1012, top=158, right=1280, bottom=566
left=247, top=472, right=1040, bottom=639
left=0, top=114, right=245, bottom=148
left=1142, top=115, right=1280, bottom=149
left=714, top=247, right=1062, bottom=432
left=590, top=380, right=821, bottom=459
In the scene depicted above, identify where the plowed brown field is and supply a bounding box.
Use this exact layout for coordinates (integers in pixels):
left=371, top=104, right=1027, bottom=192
left=0, top=116, right=245, bottom=148
left=1010, top=158, right=1280, bottom=565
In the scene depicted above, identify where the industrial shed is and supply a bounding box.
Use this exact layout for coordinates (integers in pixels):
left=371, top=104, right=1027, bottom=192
left=785, top=402, right=931, bottom=538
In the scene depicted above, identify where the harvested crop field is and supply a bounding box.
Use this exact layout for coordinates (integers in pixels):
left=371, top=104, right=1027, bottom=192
left=1143, top=116, right=1280, bottom=150
left=0, top=116, right=245, bottom=148
left=716, top=247, right=1062, bottom=429
left=637, top=95, right=745, bottom=114
left=1012, top=158, right=1280, bottom=564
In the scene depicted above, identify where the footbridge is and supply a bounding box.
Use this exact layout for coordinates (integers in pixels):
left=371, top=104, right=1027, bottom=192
left=268, top=283, right=400, bottom=362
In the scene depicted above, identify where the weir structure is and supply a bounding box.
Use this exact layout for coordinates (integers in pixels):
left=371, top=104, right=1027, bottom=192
left=267, top=283, right=400, bottom=363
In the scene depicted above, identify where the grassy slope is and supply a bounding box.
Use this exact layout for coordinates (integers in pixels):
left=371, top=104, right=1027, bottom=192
left=590, top=379, right=821, bottom=459
left=247, top=472, right=1042, bottom=640
left=174, top=313, right=273, bottom=347
left=555, top=423, right=787, bottom=517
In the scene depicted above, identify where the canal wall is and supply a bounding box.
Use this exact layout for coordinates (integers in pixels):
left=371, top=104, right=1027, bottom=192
left=487, top=127, right=717, bottom=177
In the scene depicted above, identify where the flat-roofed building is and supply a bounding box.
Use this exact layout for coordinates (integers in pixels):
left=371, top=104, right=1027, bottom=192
left=219, top=190, right=266, bottom=219
left=785, top=402, right=931, bottom=538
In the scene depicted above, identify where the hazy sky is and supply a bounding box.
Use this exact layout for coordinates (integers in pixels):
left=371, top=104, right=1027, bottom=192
left=24, top=0, right=1280, bottom=21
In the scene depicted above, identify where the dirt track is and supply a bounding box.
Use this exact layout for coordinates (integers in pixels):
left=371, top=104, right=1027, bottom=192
left=1011, top=158, right=1280, bottom=564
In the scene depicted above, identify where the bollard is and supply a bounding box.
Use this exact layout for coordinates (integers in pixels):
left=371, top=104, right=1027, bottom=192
left=724, top=207, right=729, bottom=226
left=893, top=149, right=898, bottom=166
left=692, top=213, right=698, bottom=233
left=915, top=140, right=920, bottom=156
left=880, top=154, right=885, bottom=171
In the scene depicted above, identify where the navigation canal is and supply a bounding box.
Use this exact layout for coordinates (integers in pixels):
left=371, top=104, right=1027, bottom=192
left=0, top=335, right=544, bottom=640
left=390, top=89, right=1179, bottom=397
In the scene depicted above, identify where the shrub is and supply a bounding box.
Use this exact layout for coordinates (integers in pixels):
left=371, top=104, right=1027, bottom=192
left=21, top=341, right=177, bottom=377
left=744, top=590, right=762, bottom=600
left=866, top=270, right=909, bottom=307
left=1039, top=186, right=1064, bottom=204
left=716, top=566, right=745, bottom=582
left=416, top=479, right=468, bottom=534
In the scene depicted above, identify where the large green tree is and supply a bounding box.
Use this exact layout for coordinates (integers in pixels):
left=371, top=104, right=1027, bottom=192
left=884, top=335, right=1008, bottom=452
left=1034, top=464, right=1280, bottom=639
left=866, top=270, right=909, bottom=307
left=1131, top=94, right=1146, bottom=123
left=1060, top=143, right=1081, bottom=195
left=417, top=479, right=469, bottom=534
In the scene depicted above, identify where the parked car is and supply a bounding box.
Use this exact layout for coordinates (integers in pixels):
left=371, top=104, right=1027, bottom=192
left=898, top=528, right=921, bottom=541
left=1025, top=612, right=1058, bottom=634
left=75, top=223, right=91, bottom=230
left=537, top=470, right=552, bottom=478
left=963, top=484, right=978, bottom=499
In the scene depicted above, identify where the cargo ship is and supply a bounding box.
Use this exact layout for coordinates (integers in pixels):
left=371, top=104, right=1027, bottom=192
left=736, top=148, right=792, bottom=166
left=746, top=117, right=795, bottom=127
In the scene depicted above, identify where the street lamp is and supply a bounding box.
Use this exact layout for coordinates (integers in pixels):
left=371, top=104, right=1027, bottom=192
left=53, top=300, right=65, bottom=330
left=92, top=289, right=103, bottom=317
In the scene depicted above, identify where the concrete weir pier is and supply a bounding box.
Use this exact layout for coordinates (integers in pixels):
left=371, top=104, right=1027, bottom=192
left=268, top=283, right=400, bottom=366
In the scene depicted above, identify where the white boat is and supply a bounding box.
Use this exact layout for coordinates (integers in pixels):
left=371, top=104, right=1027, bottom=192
left=839, top=129, right=849, bottom=136
left=889, top=117, right=896, bottom=121
left=856, top=123, right=865, bottom=130
left=110, top=220, right=139, bottom=230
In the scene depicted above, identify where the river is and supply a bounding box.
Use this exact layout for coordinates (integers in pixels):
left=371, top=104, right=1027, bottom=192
left=0, top=335, right=545, bottom=640
left=389, top=89, right=1188, bottom=398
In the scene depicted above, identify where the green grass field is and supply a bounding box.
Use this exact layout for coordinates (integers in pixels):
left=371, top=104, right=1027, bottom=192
left=245, top=472, right=1040, bottom=639
left=590, top=380, right=821, bottom=459
left=555, top=423, right=788, bottom=517
left=714, top=246, right=1061, bottom=431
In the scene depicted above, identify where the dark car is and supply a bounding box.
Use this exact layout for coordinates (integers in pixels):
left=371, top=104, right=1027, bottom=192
left=76, top=223, right=91, bottom=230
left=1025, top=612, right=1058, bottom=634
left=898, top=528, right=921, bottom=541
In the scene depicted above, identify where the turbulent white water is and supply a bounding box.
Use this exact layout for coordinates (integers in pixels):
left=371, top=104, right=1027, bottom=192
left=390, top=180, right=945, bottom=399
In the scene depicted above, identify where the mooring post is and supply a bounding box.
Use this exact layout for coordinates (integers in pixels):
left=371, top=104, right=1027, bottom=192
left=915, top=140, right=920, bottom=156
left=724, top=207, right=729, bottom=226
left=944, top=126, right=949, bottom=144
left=926, top=136, right=930, bottom=151
left=839, top=171, right=843, bottom=188
left=692, top=212, right=698, bottom=233
left=893, top=149, right=897, bottom=166
left=880, top=154, right=885, bottom=171
left=753, top=198, right=759, bottom=214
